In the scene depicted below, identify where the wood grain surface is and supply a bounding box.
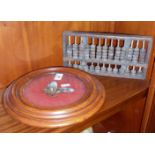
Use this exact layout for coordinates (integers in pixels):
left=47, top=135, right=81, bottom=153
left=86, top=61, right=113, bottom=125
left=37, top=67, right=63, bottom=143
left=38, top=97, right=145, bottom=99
left=2, top=67, right=105, bottom=128
left=114, top=22, right=155, bottom=132
left=0, top=21, right=154, bottom=132
left=0, top=76, right=149, bottom=132
left=141, top=57, right=155, bottom=132
left=93, top=97, right=146, bottom=133
left=0, top=21, right=115, bottom=89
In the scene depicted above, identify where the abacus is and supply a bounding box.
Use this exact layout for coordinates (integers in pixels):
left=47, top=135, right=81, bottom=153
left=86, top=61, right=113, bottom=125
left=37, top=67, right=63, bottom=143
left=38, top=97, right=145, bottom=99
left=63, top=31, right=153, bottom=79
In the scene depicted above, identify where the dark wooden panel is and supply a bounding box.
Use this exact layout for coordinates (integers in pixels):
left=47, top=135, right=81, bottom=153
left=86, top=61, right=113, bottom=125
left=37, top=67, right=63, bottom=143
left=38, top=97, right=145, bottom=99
left=141, top=58, right=155, bottom=132
left=146, top=94, right=155, bottom=132
left=93, top=97, right=146, bottom=133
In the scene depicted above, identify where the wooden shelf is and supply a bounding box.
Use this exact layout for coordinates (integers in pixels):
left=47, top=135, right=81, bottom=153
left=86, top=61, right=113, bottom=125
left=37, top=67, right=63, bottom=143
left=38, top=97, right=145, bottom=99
left=0, top=76, right=149, bottom=133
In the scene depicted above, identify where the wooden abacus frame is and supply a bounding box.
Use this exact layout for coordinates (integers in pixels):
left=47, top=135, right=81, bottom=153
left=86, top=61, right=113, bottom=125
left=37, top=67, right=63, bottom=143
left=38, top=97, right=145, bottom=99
left=63, top=31, right=153, bottom=79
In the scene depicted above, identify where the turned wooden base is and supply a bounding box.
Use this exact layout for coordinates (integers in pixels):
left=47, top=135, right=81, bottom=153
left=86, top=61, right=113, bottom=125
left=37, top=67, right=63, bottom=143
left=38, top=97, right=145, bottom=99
left=2, top=67, right=105, bottom=128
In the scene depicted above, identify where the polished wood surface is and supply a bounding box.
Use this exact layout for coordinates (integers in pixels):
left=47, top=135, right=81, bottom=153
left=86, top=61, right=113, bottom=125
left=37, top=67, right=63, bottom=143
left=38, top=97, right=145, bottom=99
left=0, top=76, right=149, bottom=132
left=0, top=21, right=115, bottom=89
left=114, top=21, right=155, bottom=132
left=3, top=67, right=105, bottom=128
left=144, top=95, right=155, bottom=132
left=0, top=21, right=155, bottom=132
left=93, top=97, right=146, bottom=133
left=141, top=57, right=155, bottom=132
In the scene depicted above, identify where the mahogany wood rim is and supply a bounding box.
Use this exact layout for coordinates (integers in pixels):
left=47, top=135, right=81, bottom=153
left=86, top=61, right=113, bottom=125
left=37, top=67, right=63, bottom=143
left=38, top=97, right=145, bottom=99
left=2, top=67, right=105, bottom=128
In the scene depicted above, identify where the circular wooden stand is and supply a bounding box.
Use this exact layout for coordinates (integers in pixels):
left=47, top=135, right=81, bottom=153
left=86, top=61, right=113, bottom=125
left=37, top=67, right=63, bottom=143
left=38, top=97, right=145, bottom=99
left=2, top=67, right=105, bottom=128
